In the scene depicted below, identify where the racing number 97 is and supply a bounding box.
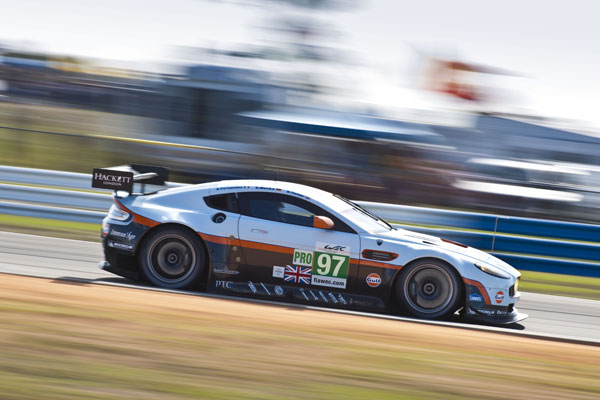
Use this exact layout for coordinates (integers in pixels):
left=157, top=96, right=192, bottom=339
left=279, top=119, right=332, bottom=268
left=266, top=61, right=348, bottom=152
left=315, top=253, right=348, bottom=277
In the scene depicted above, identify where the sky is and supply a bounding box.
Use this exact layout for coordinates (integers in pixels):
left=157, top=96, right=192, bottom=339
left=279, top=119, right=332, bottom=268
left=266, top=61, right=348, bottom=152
left=1, top=0, right=600, bottom=128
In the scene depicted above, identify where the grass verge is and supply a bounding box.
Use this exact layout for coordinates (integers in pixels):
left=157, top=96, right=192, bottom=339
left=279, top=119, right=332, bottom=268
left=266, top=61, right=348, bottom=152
left=519, top=270, right=600, bottom=301
left=0, top=274, right=599, bottom=400
left=0, top=214, right=100, bottom=242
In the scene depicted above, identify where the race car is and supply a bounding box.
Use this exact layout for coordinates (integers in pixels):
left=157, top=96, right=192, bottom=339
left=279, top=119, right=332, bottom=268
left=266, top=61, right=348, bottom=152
left=94, top=166, right=526, bottom=324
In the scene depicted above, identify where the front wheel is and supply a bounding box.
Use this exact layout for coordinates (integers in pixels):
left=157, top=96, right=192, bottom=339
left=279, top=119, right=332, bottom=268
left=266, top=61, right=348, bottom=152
left=140, top=227, right=206, bottom=289
left=396, top=259, right=461, bottom=320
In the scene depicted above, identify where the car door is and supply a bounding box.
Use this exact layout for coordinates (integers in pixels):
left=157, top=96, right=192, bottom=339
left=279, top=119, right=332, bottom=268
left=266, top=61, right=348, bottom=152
left=201, top=192, right=244, bottom=270
left=237, top=192, right=360, bottom=292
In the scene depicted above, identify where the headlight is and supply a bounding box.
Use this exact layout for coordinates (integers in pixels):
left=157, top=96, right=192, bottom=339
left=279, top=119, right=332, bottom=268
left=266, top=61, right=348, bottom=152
left=474, top=263, right=510, bottom=279
left=108, top=205, right=130, bottom=221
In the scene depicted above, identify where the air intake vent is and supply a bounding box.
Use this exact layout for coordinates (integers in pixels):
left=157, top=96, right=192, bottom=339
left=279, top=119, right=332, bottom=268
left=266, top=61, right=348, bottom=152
left=362, top=249, right=398, bottom=262
left=441, top=238, right=468, bottom=248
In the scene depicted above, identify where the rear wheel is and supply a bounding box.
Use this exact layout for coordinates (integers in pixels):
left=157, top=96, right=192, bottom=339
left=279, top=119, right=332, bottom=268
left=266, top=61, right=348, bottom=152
left=140, top=227, right=206, bottom=289
left=396, top=259, right=461, bottom=319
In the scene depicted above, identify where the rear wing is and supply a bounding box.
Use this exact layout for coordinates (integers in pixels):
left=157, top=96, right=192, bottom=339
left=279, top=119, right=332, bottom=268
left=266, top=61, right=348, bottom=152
left=92, top=164, right=169, bottom=195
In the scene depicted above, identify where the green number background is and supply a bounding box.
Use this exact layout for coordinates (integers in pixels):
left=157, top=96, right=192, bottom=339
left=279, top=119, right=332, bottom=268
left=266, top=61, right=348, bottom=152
left=313, top=252, right=349, bottom=279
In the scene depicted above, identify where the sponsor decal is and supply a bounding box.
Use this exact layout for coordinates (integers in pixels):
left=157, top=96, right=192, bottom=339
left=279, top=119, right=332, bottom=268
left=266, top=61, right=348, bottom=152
left=318, top=291, right=329, bottom=302
left=108, top=241, right=133, bottom=251
left=365, top=273, right=381, bottom=288
left=274, top=286, right=284, bottom=296
left=92, top=168, right=133, bottom=191
left=316, top=242, right=350, bottom=255
left=299, top=289, right=309, bottom=301
left=285, top=190, right=308, bottom=199
left=337, top=294, right=347, bottom=305
left=311, top=243, right=350, bottom=289
left=473, top=308, right=509, bottom=317
left=312, top=275, right=346, bottom=289
left=272, top=266, right=285, bottom=278
left=110, top=230, right=136, bottom=241
left=469, top=293, right=483, bottom=303
left=308, top=290, right=319, bottom=301
left=215, top=280, right=233, bottom=289
left=260, top=282, right=271, bottom=296
left=292, top=249, right=314, bottom=267
left=328, top=292, right=338, bottom=303
left=248, top=281, right=258, bottom=294
left=323, top=245, right=346, bottom=252
left=216, top=186, right=249, bottom=191
left=213, top=266, right=240, bottom=275
left=284, top=265, right=312, bottom=284
left=495, top=291, right=504, bottom=304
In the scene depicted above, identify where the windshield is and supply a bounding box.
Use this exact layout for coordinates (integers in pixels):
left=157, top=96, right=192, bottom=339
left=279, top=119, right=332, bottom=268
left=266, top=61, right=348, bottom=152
left=329, top=194, right=394, bottom=232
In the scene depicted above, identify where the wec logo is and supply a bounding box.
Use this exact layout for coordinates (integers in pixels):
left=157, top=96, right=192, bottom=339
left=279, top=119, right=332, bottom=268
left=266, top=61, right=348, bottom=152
left=324, top=245, right=346, bottom=252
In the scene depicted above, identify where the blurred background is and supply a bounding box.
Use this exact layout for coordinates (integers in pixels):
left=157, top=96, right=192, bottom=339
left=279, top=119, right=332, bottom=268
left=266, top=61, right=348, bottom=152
left=2, top=0, right=600, bottom=223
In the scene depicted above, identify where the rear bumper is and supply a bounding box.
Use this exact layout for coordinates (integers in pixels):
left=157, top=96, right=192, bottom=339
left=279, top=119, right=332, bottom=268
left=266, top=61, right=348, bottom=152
left=98, top=258, right=141, bottom=281
left=100, top=236, right=142, bottom=281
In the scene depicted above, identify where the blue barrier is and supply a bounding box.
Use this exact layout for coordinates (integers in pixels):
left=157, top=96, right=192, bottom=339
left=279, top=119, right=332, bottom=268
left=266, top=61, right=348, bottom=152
left=492, top=254, right=600, bottom=278
left=495, top=216, right=600, bottom=243
left=389, top=211, right=600, bottom=278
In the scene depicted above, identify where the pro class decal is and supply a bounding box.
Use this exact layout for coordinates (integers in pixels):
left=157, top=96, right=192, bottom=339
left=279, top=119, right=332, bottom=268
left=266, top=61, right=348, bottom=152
left=365, top=273, right=381, bottom=288
left=292, top=249, right=313, bottom=267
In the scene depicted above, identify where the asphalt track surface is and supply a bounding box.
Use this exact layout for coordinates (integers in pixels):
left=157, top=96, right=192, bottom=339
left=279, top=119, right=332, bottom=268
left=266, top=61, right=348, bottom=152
left=1, top=230, right=599, bottom=345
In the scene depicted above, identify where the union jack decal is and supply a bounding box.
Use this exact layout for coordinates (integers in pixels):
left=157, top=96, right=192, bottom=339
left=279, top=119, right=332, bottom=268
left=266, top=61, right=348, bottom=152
left=284, top=265, right=312, bottom=285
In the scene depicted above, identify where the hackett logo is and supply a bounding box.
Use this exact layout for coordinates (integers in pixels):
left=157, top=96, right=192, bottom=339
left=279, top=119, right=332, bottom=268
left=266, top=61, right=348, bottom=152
left=94, top=172, right=132, bottom=184
left=91, top=168, right=134, bottom=191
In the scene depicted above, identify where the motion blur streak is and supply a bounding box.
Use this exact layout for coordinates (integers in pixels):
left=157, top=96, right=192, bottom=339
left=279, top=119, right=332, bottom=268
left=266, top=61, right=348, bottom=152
left=1, top=1, right=599, bottom=225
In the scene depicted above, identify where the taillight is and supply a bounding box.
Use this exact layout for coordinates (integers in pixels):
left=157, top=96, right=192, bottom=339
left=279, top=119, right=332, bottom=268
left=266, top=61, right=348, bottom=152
left=107, top=204, right=130, bottom=221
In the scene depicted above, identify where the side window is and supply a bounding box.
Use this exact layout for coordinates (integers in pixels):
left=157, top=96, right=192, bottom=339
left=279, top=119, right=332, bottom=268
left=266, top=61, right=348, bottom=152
left=243, top=196, right=315, bottom=227
left=204, top=193, right=239, bottom=213
left=238, top=192, right=355, bottom=233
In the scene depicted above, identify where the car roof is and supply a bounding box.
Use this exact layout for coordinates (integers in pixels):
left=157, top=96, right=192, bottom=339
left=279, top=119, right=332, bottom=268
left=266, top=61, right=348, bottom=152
left=169, top=179, right=336, bottom=204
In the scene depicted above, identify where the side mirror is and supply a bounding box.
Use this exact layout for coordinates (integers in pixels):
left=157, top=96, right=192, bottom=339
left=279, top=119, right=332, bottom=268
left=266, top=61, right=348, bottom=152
left=313, top=215, right=334, bottom=230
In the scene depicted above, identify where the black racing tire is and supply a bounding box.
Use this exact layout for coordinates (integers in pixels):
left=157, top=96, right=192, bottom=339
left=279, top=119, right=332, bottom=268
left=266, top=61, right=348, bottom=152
left=139, top=227, right=206, bottom=290
left=396, top=259, right=461, bottom=320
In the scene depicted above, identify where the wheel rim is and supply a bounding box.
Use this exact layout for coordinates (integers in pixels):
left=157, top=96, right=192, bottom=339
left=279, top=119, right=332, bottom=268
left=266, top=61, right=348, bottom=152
left=146, top=234, right=196, bottom=284
left=403, top=264, right=455, bottom=315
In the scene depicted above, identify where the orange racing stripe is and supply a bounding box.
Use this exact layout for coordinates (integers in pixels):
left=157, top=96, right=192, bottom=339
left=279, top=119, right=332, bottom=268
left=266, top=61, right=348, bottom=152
left=114, top=199, right=160, bottom=228
left=200, top=233, right=403, bottom=270
left=360, top=259, right=403, bottom=270
left=463, top=277, right=491, bottom=305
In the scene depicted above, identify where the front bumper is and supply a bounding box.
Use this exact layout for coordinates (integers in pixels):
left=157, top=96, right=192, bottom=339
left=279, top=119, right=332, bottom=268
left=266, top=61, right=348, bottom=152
left=463, top=278, right=525, bottom=324
left=463, top=304, right=528, bottom=324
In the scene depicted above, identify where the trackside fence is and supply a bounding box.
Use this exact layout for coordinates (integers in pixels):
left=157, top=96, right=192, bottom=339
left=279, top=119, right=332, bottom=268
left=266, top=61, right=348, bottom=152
left=1, top=165, right=599, bottom=277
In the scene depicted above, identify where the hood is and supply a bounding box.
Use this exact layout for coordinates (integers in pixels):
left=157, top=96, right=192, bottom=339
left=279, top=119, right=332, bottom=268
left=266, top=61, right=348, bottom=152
left=378, top=228, right=520, bottom=277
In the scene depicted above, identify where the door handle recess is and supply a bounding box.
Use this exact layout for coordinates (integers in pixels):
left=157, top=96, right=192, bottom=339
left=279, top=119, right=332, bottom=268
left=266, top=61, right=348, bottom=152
left=251, top=228, right=268, bottom=234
